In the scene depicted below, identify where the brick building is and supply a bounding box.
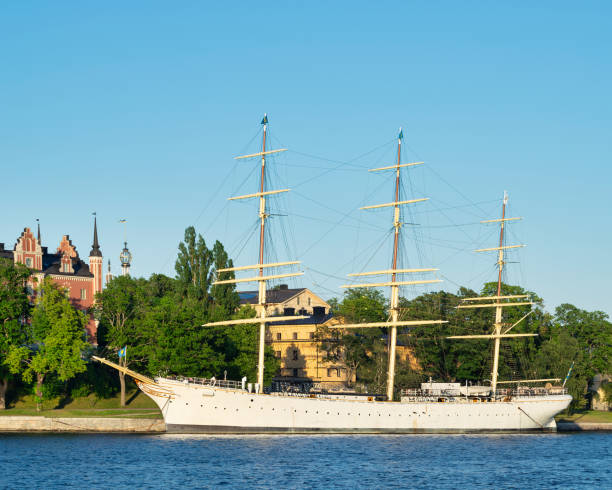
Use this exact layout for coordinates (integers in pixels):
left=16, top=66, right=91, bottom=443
left=0, top=219, right=103, bottom=341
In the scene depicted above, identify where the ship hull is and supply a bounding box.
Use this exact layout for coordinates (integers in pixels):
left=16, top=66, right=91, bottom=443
left=141, top=378, right=572, bottom=434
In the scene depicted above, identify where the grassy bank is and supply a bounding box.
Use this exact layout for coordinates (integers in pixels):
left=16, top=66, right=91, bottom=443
left=0, top=389, right=162, bottom=419
left=556, top=410, right=612, bottom=424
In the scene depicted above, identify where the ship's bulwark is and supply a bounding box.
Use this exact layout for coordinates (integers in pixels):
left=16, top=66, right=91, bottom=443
left=143, top=379, right=571, bottom=434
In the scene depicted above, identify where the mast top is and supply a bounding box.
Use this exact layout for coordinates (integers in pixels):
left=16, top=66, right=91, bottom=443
left=261, top=114, right=268, bottom=125
left=398, top=127, right=403, bottom=140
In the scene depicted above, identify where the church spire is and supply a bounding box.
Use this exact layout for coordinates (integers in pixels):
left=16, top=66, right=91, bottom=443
left=90, top=214, right=102, bottom=257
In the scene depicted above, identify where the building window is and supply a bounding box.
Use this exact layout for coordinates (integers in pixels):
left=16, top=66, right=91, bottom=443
left=308, top=297, right=311, bottom=306
left=284, top=307, right=295, bottom=316
left=80, top=289, right=87, bottom=300
left=275, top=351, right=281, bottom=358
left=292, top=349, right=298, bottom=361
left=293, top=368, right=299, bottom=377
left=293, top=332, right=298, bottom=340
left=276, top=332, right=282, bottom=341
left=309, top=332, right=315, bottom=340
left=25, top=258, right=32, bottom=267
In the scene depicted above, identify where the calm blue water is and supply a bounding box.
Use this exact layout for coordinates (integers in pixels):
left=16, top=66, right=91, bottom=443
left=1, top=433, right=610, bottom=489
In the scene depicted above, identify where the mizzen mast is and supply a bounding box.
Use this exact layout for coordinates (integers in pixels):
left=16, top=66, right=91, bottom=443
left=448, top=191, right=536, bottom=397
left=203, top=115, right=307, bottom=393
left=343, top=129, right=446, bottom=401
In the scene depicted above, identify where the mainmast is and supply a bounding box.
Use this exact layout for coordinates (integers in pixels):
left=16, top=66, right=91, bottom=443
left=449, top=192, right=536, bottom=398
left=342, top=128, right=447, bottom=401
left=491, top=192, right=508, bottom=396
left=388, top=129, right=403, bottom=402
left=202, top=115, right=307, bottom=393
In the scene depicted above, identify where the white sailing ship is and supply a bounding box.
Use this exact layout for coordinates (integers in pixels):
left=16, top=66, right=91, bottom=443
left=95, top=117, right=571, bottom=433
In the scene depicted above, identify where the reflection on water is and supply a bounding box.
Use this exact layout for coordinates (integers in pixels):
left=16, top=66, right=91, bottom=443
left=1, top=433, right=610, bottom=488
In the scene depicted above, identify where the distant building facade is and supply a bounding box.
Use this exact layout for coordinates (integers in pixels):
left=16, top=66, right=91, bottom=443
left=0, top=219, right=103, bottom=341
left=238, top=285, right=354, bottom=390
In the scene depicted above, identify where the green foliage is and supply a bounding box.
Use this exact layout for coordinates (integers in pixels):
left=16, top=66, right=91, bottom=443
left=601, top=382, right=612, bottom=405
left=175, top=226, right=213, bottom=299
left=534, top=304, right=612, bottom=411
left=319, top=280, right=610, bottom=411
left=0, top=258, right=32, bottom=407
left=95, top=275, right=148, bottom=369
left=97, top=228, right=278, bottom=386
left=7, top=278, right=88, bottom=409
left=209, top=240, right=240, bottom=322
left=316, top=288, right=388, bottom=391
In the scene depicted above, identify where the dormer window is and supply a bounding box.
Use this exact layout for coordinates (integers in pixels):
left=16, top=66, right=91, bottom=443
left=25, top=258, right=32, bottom=267
left=62, top=262, right=70, bottom=273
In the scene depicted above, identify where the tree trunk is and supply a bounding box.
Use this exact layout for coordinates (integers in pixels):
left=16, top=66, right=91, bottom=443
left=36, top=373, right=45, bottom=412
left=0, top=378, right=8, bottom=410
left=119, top=371, right=126, bottom=407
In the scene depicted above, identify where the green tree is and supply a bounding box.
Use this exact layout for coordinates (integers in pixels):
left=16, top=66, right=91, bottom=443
left=143, top=294, right=226, bottom=378
left=316, top=289, right=388, bottom=391
left=175, top=226, right=213, bottom=299
left=223, top=306, right=280, bottom=385
left=209, top=240, right=239, bottom=322
left=538, top=304, right=612, bottom=411
left=0, top=259, right=31, bottom=409
left=7, top=278, right=88, bottom=411
left=95, top=275, right=148, bottom=406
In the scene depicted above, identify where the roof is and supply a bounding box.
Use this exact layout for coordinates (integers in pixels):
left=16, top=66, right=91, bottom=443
left=89, top=217, right=102, bottom=257
left=238, top=287, right=306, bottom=305
left=0, top=243, right=12, bottom=260
left=42, top=253, right=94, bottom=278
left=269, top=313, right=334, bottom=326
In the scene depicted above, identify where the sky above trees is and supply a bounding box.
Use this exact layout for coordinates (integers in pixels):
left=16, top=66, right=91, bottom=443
left=1, top=2, right=610, bottom=315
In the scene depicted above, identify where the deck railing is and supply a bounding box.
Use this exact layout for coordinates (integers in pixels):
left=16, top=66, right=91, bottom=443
left=165, top=375, right=244, bottom=390
left=496, top=387, right=568, bottom=397
left=401, top=386, right=568, bottom=399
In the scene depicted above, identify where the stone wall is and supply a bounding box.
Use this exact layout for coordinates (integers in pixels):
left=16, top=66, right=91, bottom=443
left=0, top=416, right=166, bottom=433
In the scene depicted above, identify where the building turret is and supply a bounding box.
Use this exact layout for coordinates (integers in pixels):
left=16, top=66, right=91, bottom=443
left=119, top=241, right=132, bottom=277
left=89, top=216, right=103, bottom=295
left=105, top=259, right=113, bottom=284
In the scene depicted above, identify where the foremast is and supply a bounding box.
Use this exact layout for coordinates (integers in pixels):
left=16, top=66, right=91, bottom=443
left=202, top=115, right=307, bottom=393
left=342, top=129, right=447, bottom=401
left=449, top=192, right=537, bottom=397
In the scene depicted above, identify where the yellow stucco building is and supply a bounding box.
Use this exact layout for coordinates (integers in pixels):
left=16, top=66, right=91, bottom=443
left=238, top=285, right=354, bottom=390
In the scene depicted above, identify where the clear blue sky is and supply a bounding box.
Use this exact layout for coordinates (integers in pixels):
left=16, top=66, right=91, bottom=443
left=1, top=2, right=610, bottom=315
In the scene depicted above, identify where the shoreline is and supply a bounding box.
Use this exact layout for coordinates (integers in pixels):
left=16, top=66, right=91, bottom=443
left=1, top=415, right=611, bottom=434
left=556, top=421, right=612, bottom=432
left=0, top=415, right=166, bottom=433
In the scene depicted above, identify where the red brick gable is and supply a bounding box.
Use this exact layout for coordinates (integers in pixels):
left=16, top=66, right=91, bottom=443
left=56, top=235, right=78, bottom=258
